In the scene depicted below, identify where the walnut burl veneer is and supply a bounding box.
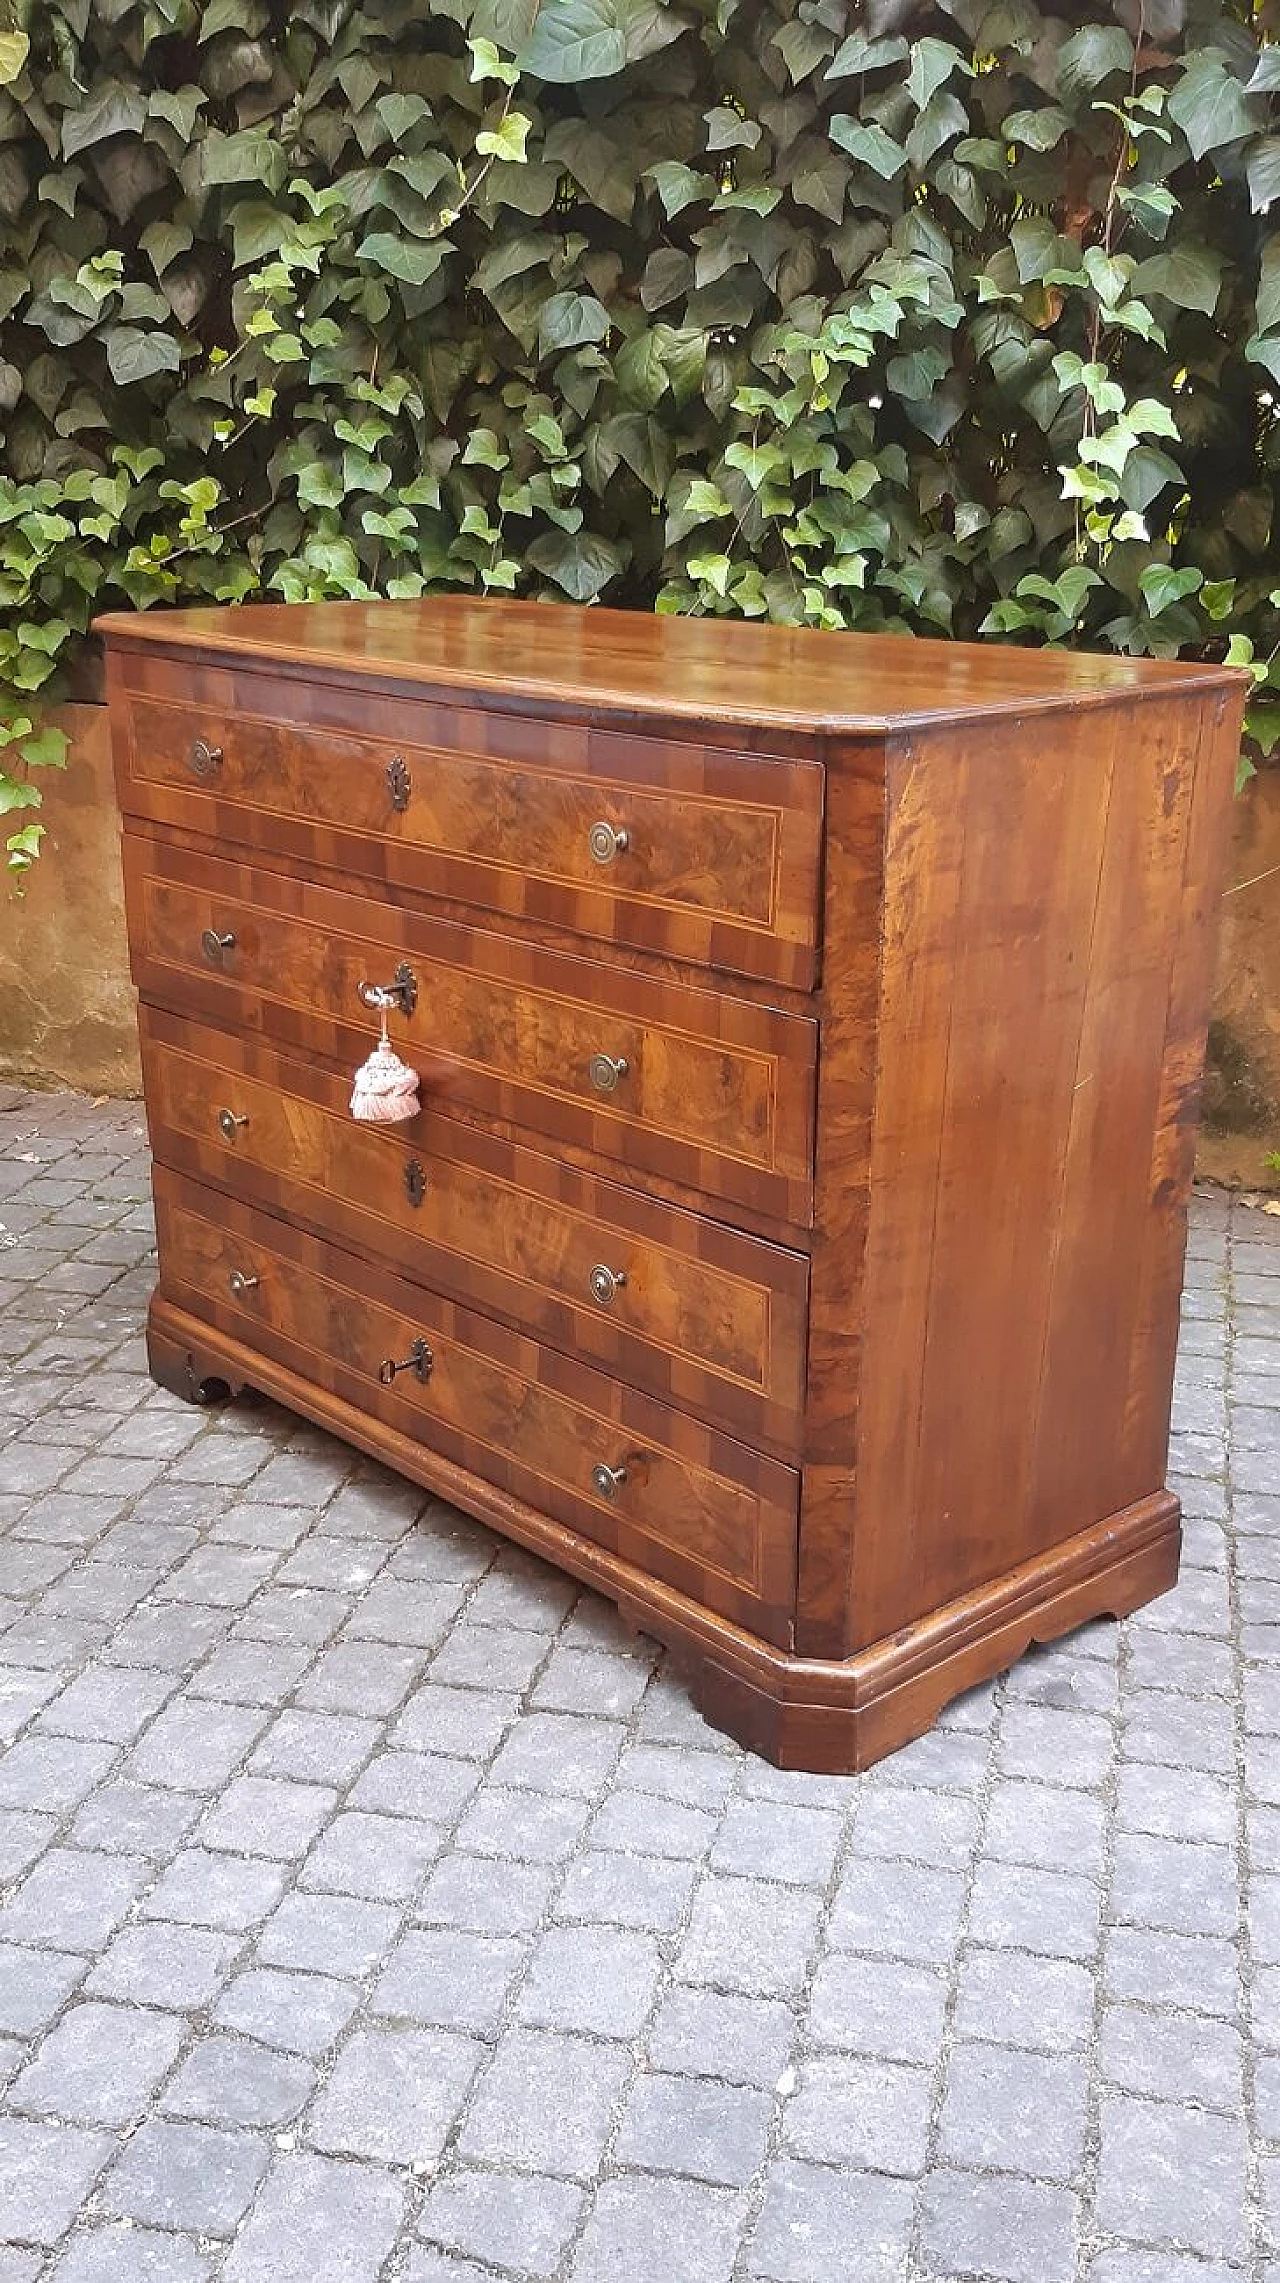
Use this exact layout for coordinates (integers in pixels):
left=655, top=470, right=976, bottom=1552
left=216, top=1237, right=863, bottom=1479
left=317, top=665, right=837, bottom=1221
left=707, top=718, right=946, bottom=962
left=100, top=598, right=1247, bottom=1770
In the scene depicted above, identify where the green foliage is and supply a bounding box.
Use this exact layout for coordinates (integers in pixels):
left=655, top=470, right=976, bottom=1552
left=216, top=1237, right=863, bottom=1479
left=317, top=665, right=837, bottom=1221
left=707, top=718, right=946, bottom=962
left=2, top=0, right=1280, bottom=870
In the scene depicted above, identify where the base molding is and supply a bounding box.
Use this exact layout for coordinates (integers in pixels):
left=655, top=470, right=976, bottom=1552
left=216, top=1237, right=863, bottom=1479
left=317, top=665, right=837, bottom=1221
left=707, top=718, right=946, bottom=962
left=149, top=1295, right=1180, bottom=1772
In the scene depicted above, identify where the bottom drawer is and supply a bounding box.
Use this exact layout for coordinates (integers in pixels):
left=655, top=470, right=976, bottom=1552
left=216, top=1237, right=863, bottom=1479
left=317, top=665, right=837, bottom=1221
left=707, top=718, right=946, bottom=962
left=154, top=1167, right=799, bottom=1644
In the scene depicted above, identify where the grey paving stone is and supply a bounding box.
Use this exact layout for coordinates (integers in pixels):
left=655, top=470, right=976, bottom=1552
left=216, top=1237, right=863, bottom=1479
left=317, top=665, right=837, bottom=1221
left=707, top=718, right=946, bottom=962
left=46, top=2227, right=211, bottom=2282
left=0, top=1847, right=150, bottom=1952
left=0, top=1941, right=87, bottom=2034
left=827, top=1856, right=965, bottom=1965
left=1110, top=1832, right=1237, bottom=1938
left=68, top=1781, right=203, bottom=1861
left=782, top=2054, right=932, bottom=2175
left=0, top=1665, right=65, bottom=1739
left=349, top=1748, right=479, bottom=1824
left=1121, top=1690, right=1237, bottom=1775
left=126, top=1700, right=267, bottom=1793
left=248, top=1708, right=377, bottom=1785
left=488, top=1712, right=625, bottom=1797
left=1101, top=2003, right=1244, bottom=2111
left=556, top=1846, right=696, bottom=1931
left=917, top=2169, right=1078, bottom=2283
left=458, top=2030, right=630, bottom=2176
left=531, top=1644, right=655, bottom=1718
left=675, top=1878, right=822, bottom=1997
left=373, top=1927, right=524, bottom=2033
left=464, top=1553, right=578, bottom=1632
left=1114, top=1760, right=1236, bottom=1844
left=615, top=2071, right=772, bottom=2186
left=0, top=1736, right=117, bottom=1813
left=390, top=1683, right=520, bottom=1760
left=107, top=1602, right=232, bottom=1669
left=256, top=1891, right=400, bottom=1980
left=852, top=1785, right=980, bottom=1871
left=747, top=2158, right=913, bottom=2283
left=615, top=1742, right=737, bottom=1812
left=419, top=2169, right=584, bottom=2279
left=518, top=1924, right=663, bottom=2037
left=952, top=1944, right=1096, bottom=2052
left=38, top=1667, right=175, bottom=1743
left=996, top=1704, right=1115, bottom=1790
left=806, top=1954, right=947, bottom=2065
left=591, top=1788, right=719, bottom=1861
left=160, top=2034, right=314, bottom=2127
left=196, top=1774, right=338, bottom=1859
left=85, top=1922, right=239, bottom=2009
left=234, top=1585, right=350, bottom=1649
left=10, top=2002, right=184, bottom=2125
left=294, top=1640, right=427, bottom=1715
left=305, top=2025, right=482, bottom=2162
left=140, top=1846, right=287, bottom=1933
left=429, top=1621, right=552, bottom=1694
left=187, top=1641, right=315, bottom=1705
left=984, top=1778, right=1107, bottom=1872
left=967, top=1859, right=1103, bottom=1959
left=220, top=2151, right=404, bottom=2283
left=939, top=2041, right=1087, bottom=2180
left=0, top=2116, right=111, bottom=2246
left=212, top=1966, right=360, bottom=2058
left=1253, top=1875, right=1280, bottom=1965
left=300, top=1809, right=442, bottom=1902
left=1095, top=2093, right=1247, bottom=2261
left=0, top=2249, right=42, bottom=2282
left=645, top=1988, right=795, bottom=2089
left=455, top=1784, right=591, bottom=1864
left=571, top=2174, right=747, bottom=2283
left=416, top=1849, right=554, bottom=1935
left=100, top=2117, right=269, bottom=2235
left=1086, top=2253, right=1246, bottom=2283
left=710, top=1797, right=843, bottom=1887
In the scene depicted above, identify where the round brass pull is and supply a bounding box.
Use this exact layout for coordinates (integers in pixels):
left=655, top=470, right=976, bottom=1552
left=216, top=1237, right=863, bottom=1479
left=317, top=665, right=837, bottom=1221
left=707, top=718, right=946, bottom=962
left=228, top=1269, right=259, bottom=1298
left=217, top=1109, right=248, bottom=1142
left=588, top=821, right=629, bottom=866
left=200, top=929, right=235, bottom=963
left=591, top=1461, right=628, bottom=1501
left=589, top=1263, right=626, bottom=1307
left=188, top=738, right=223, bottom=779
left=357, top=964, right=418, bottom=1018
left=588, top=1053, right=629, bottom=1096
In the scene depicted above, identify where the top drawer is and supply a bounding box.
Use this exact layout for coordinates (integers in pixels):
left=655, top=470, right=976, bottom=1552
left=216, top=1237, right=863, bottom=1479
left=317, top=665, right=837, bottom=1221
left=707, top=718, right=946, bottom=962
left=109, top=656, right=825, bottom=989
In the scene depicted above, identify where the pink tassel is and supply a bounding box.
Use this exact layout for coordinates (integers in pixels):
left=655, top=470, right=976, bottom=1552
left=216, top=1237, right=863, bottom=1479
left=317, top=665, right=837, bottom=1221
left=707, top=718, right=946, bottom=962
left=350, top=1034, right=420, bottom=1124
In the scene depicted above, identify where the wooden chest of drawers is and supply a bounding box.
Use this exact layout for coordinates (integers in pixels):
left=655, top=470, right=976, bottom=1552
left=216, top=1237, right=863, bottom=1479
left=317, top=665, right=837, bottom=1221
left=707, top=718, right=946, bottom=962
left=101, top=599, right=1245, bottom=1770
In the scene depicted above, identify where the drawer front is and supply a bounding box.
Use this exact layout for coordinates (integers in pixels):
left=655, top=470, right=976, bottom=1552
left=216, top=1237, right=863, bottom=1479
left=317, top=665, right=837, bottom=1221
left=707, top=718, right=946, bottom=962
left=125, top=838, right=818, bottom=1223
left=154, top=1168, right=799, bottom=1641
left=111, top=661, right=824, bottom=988
left=141, top=1010, right=809, bottom=1451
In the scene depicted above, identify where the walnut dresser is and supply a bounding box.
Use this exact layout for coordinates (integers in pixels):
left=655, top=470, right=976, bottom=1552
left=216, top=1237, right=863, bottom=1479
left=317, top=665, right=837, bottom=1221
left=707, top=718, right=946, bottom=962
left=100, top=599, right=1246, bottom=1771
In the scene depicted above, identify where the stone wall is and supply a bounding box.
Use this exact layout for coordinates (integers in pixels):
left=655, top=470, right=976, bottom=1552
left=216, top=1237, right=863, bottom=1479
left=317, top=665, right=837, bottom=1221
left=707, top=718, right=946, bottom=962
left=1, top=704, right=1277, bottom=1181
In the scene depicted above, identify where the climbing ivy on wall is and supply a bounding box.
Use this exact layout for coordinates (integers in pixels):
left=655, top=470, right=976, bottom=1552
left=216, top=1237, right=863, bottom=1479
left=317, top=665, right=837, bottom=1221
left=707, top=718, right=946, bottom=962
left=1, top=0, right=1278, bottom=868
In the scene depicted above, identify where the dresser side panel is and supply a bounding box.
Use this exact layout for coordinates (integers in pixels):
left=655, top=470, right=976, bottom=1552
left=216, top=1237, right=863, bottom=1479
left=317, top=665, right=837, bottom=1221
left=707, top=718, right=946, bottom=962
left=847, top=689, right=1237, bottom=1651
left=793, top=741, right=885, bottom=1656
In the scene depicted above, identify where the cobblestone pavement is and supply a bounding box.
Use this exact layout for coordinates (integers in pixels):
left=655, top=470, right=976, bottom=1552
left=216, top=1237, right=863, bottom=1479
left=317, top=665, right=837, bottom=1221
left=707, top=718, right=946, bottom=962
left=0, top=1084, right=1276, bottom=2283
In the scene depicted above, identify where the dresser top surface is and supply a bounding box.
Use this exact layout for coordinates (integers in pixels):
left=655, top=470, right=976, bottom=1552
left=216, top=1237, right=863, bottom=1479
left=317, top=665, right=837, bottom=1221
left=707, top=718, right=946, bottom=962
left=98, top=597, right=1240, bottom=734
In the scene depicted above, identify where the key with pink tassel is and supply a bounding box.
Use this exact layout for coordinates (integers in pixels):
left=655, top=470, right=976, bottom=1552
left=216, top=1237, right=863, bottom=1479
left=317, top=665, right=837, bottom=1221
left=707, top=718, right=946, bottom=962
left=351, top=970, right=421, bottom=1126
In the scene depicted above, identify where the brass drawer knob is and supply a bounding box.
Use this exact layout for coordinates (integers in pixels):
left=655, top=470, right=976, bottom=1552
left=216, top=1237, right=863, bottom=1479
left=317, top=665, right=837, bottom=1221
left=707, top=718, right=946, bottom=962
left=200, top=929, right=235, bottom=963
left=188, top=738, right=223, bottom=778
left=228, top=1268, right=259, bottom=1297
left=589, top=1263, right=626, bottom=1307
left=217, top=1109, right=248, bottom=1142
left=588, top=1053, right=629, bottom=1096
left=591, top=1460, right=628, bottom=1501
left=588, top=820, right=629, bottom=866
left=379, top=1337, right=433, bottom=1386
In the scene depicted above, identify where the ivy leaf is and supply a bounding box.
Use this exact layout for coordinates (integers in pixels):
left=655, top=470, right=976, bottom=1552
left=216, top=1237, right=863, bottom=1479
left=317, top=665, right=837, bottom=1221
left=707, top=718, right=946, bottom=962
left=539, top=291, right=611, bottom=351
left=356, top=234, right=454, bottom=286
left=1003, top=107, right=1070, bottom=152
left=63, top=82, right=147, bottom=159
left=1257, top=243, right=1280, bottom=337
left=825, top=31, right=908, bottom=78
left=906, top=38, right=968, bottom=111
left=1135, top=241, right=1224, bottom=315
left=1168, top=53, right=1259, bottom=160
left=1247, top=49, right=1280, bottom=95
left=645, top=161, right=711, bottom=217
left=527, top=528, right=624, bottom=598
left=829, top=117, right=908, bottom=177
left=104, top=327, right=180, bottom=384
left=476, top=112, right=531, bottom=163
left=520, top=0, right=628, bottom=82
left=1055, top=25, right=1133, bottom=106
left=1140, top=563, right=1203, bottom=614
left=1249, top=138, right=1280, bottom=215
left=0, top=32, right=29, bottom=85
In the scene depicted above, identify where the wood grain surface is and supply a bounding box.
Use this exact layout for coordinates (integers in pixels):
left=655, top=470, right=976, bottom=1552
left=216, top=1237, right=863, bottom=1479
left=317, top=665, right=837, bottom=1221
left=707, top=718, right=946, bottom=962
left=140, top=1006, right=809, bottom=1452
left=110, top=654, right=824, bottom=989
left=154, top=1165, right=799, bottom=1643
